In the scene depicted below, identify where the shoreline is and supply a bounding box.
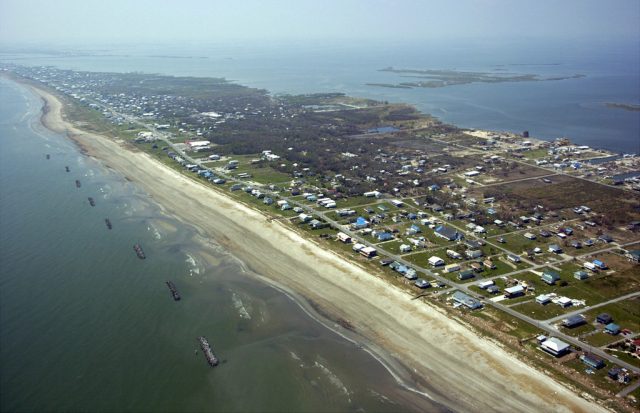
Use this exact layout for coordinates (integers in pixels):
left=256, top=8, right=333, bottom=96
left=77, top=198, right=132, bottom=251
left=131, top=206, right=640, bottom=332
left=19, top=77, right=609, bottom=413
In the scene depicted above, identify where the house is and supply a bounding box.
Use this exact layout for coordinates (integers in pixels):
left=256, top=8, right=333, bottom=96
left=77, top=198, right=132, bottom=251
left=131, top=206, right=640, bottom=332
left=605, top=323, right=621, bottom=335
left=478, top=280, right=494, bottom=289
left=399, top=244, right=412, bottom=253
left=354, top=217, right=369, bottom=229
left=540, top=338, right=570, bottom=357
left=507, top=254, right=521, bottom=263
left=466, top=249, right=483, bottom=259
left=452, top=291, right=483, bottom=310
left=596, top=313, right=613, bottom=324
left=428, top=256, right=445, bottom=267
left=536, top=294, right=551, bottom=305
left=504, top=285, right=525, bottom=298
left=337, top=232, right=352, bottom=243
left=556, top=297, right=572, bottom=307
left=444, top=263, right=461, bottom=273
left=446, top=249, right=462, bottom=260
left=375, top=232, right=393, bottom=242
left=298, top=213, right=312, bottom=223
left=580, top=354, right=605, bottom=370
left=598, top=234, right=614, bottom=243
left=539, top=230, right=551, bottom=238
left=403, top=268, right=418, bottom=280
left=470, top=262, right=483, bottom=272
left=465, top=240, right=484, bottom=249
left=309, top=219, right=328, bottom=229
left=592, top=259, right=607, bottom=270
left=483, top=259, right=496, bottom=269
left=486, top=285, right=501, bottom=294
left=562, top=314, right=586, bottom=328
left=548, top=244, right=563, bottom=254
left=574, top=270, right=588, bottom=280
left=524, top=232, right=537, bottom=240
left=434, top=225, right=463, bottom=241
left=337, top=209, right=356, bottom=217
left=458, top=269, right=475, bottom=280
left=541, top=270, right=561, bottom=285
left=415, top=279, right=430, bottom=288
left=391, top=199, right=404, bottom=207
left=360, top=246, right=377, bottom=258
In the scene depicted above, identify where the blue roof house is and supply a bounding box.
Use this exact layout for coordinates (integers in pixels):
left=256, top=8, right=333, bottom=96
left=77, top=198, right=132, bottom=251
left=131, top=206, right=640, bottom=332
left=605, top=323, right=621, bottom=335
left=355, top=217, right=369, bottom=229
left=434, top=225, right=463, bottom=241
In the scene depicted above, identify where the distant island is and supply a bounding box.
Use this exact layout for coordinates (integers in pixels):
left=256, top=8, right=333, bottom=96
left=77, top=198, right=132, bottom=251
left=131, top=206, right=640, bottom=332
left=368, top=67, right=585, bottom=89
left=605, top=102, right=640, bottom=112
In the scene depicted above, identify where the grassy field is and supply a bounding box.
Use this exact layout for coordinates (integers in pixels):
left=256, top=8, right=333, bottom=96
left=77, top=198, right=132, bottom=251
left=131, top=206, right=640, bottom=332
left=514, top=301, right=583, bottom=321
left=522, top=148, right=549, bottom=160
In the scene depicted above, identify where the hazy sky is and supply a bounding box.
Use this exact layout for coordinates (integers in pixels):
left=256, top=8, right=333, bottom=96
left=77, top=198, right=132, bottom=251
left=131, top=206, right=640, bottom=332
left=1, top=0, right=639, bottom=46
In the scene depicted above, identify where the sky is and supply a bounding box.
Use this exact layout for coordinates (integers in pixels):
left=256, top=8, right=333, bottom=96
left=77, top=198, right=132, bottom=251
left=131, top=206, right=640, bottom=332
left=0, top=0, right=639, bottom=46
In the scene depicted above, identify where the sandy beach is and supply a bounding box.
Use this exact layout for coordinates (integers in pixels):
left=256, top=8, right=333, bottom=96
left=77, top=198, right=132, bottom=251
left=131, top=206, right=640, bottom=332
left=29, top=81, right=608, bottom=413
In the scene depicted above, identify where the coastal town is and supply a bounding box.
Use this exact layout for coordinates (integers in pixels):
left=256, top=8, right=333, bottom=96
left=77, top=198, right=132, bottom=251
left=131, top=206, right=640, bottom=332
left=5, top=64, right=640, bottom=411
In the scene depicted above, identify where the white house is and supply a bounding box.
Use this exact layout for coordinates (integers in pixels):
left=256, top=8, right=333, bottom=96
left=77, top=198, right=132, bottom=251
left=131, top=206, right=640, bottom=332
left=428, top=256, right=445, bottom=266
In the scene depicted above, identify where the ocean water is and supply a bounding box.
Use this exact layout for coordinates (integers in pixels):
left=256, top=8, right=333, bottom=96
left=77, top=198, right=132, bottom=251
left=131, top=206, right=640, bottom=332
left=0, top=79, right=442, bottom=412
left=1, top=38, right=639, bottom=153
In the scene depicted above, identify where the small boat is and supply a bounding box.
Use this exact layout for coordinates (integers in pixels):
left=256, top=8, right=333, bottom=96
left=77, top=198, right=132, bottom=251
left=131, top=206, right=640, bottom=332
left=75, top=180, right=81, bottom=188
left=46, top=154, right=50, bottom=160
left=65, top=166, right=70, bottom=172
left=88, top=197, right=95, bottom=207
left=105, top=218, right=112, bottom=229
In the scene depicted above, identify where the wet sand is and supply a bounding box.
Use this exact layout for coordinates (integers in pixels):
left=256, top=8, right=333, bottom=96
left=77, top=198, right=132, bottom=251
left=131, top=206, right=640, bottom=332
left=28, top=80, right=608, bottom=413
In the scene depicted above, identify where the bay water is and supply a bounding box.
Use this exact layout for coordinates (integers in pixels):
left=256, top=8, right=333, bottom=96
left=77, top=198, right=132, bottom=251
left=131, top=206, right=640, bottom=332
left=1, top=38, right=638, bottom=153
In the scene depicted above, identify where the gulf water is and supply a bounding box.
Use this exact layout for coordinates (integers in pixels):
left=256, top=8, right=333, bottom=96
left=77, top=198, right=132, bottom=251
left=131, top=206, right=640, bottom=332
left=1, top=38, right=639, bottom=153
left=0, top=79, right=441, bottom=412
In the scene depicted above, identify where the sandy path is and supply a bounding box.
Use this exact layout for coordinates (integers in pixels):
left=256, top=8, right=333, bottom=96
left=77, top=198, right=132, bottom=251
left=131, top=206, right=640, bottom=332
left=31, top=83, right=607, bottom=413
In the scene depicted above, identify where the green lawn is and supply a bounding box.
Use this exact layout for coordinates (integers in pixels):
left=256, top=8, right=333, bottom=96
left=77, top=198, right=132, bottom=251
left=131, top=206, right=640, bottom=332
left=560, top=322, right=596, bottom=337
